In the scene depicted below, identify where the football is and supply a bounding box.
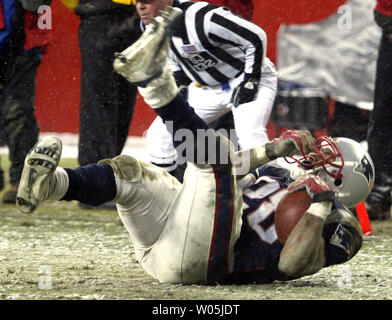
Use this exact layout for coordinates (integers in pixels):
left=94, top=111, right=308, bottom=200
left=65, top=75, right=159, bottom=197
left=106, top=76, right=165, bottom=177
left=275, top=189, right=312, bottom=243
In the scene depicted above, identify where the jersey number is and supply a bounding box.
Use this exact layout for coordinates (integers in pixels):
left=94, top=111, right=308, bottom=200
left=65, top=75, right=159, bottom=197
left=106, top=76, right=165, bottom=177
left=188, top=52, right=218, bottom=71
left=243, top=180, right=286, bottom=244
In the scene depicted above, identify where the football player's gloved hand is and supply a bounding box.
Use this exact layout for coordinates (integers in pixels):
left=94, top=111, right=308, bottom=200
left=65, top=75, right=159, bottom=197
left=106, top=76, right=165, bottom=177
left=230, top=74, right=259, bottom=108
left=265, top=129, right=315, bottom=160
left=288, top=174, right=338, bottom=203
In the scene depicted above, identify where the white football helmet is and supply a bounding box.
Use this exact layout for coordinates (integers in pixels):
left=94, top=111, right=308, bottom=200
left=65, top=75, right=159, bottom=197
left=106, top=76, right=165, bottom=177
left=287, top=136, right=375, bottom=208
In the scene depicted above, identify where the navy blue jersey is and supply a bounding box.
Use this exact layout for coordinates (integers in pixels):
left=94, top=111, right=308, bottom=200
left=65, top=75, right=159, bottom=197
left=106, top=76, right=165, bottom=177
left=228, top=164, right=292, bottom=284
left=227, top=164, right=356, bottom=284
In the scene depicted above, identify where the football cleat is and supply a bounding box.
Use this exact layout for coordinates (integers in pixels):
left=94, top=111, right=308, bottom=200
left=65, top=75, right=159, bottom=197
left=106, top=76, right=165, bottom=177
left=16, top=137, right=62, bottom=214
left=113, top=6, right=183, bottom=85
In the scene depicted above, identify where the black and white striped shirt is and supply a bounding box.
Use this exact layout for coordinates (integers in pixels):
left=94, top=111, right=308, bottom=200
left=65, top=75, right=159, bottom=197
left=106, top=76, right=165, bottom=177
left=167, top=0, right=269, bottom=87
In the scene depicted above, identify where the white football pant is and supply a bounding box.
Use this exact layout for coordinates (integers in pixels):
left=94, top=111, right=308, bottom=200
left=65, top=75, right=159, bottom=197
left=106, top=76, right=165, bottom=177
left=112, top=156, right=243, bottom=284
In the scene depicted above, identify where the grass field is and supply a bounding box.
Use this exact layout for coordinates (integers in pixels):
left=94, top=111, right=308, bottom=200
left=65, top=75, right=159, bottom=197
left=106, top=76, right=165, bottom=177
left=1, top=154, right=392, bottom=301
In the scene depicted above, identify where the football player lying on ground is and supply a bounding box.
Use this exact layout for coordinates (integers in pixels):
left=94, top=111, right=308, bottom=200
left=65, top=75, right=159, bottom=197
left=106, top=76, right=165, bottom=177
left=16, top=7, right=374, bottom=285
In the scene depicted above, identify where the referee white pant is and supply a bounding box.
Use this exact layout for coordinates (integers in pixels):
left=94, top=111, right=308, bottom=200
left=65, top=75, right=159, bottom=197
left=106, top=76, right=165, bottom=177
left=146, top=58, right=278, bottom=166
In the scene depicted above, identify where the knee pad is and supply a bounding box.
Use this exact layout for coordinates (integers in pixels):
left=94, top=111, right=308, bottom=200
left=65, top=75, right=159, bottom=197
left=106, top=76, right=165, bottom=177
left=322, top=205, right=363, bottom=266
left=99, top=155, right=143, bottom=183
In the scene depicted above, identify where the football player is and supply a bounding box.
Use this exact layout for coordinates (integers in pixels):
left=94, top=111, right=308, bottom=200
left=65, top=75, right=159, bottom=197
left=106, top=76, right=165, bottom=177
left=16, top=7, right=373, bottom=284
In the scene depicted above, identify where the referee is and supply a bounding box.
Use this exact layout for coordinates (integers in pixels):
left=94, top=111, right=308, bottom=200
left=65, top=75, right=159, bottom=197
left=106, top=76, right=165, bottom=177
left=137, top=0, right=278, bottom=181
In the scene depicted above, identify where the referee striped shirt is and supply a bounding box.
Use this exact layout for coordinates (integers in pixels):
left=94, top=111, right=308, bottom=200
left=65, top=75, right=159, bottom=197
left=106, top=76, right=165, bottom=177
left=166, top=0, right=268, bottom=87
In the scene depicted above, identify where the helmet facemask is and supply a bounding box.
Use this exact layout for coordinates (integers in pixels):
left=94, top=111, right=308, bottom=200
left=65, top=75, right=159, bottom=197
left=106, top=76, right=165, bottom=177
left=285, top=136, right=344, bottom=181
left=285, top=136, right=375, bottom=208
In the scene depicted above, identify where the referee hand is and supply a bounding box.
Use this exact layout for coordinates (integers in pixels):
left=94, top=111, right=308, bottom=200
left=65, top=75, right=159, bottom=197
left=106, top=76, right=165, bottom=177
left=230, top=77, right=259, bottom=108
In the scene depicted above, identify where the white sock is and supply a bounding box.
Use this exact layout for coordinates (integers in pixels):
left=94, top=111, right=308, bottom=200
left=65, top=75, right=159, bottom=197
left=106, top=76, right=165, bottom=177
left=47, top=167, right=69, bottom=200
left=138, top=65, right=179, bottom=109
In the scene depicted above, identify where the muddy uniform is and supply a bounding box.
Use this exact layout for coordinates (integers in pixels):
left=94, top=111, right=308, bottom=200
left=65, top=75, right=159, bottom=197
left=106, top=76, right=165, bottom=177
left=230, top=165, right=289, bottom=284
left=230, top=165, right=358, bottom=284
